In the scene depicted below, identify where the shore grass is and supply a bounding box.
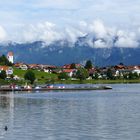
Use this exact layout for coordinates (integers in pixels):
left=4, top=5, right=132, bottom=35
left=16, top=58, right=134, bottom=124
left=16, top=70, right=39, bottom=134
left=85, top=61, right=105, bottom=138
left=55, top=79, right=140, bottom=84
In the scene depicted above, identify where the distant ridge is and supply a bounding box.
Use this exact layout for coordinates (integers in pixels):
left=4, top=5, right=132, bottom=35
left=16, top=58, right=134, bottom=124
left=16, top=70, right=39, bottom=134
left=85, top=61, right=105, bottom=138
left=0, top=39, right=140, bottom=66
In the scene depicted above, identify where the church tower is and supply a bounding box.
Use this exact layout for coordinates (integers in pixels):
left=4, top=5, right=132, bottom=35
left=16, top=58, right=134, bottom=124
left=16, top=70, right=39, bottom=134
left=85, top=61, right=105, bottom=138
left=7, top=52, right=14, bottom=63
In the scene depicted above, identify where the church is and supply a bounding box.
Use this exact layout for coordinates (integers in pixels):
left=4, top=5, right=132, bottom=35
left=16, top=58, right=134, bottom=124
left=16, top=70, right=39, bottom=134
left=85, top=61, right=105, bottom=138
left=7, top=52, right=14, bottom=64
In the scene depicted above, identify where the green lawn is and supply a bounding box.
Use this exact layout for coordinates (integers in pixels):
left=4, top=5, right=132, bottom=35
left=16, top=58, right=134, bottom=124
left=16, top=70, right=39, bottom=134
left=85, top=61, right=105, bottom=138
left=13, top=67, right=58, bottom=84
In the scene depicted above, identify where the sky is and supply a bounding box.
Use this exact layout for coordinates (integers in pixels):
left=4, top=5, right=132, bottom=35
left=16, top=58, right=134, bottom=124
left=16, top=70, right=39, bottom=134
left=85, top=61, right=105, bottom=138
left=0, top=0, right=140, bottom=47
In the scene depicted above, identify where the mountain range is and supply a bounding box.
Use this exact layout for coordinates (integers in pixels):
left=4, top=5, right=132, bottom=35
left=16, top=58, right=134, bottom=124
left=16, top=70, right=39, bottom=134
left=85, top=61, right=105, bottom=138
left=0, top=37, right=140, bottom=66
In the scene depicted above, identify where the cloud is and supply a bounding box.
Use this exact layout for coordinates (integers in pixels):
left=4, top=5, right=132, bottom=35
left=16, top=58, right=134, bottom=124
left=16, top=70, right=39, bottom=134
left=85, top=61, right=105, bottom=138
left=115, top=30, right=139, bottom=48
left=64, top=27, right=86, bottom=43
left=18, top=22, right=64, bottom=44
left=89, top=20, right=107, bottom=38
left=0, top=19, right=140, bottom=49
left=94, top=39, right=107, bottom=48
left=0, top=26, right=7, bottom=41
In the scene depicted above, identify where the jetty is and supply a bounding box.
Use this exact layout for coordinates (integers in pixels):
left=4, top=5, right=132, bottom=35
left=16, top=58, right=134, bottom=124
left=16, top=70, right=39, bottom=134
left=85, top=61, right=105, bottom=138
left=0, top=85, right=112, bottom=92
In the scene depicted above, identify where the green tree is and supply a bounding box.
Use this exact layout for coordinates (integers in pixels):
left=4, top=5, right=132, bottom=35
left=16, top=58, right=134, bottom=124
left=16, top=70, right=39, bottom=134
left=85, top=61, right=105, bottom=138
left=85, top=60, right=93, bottom=69
left=93, top=72, right=99, bottom=80
left=128, top=72, right=139, bottom=80
left=24, top=70, right=36, bottom=84
left=0, top=70, right=7, bottom=79
left=58, top=72, right=69, bottom=80
left=106, top=68, right=114, bottom=80
left=76, top=68, right=89, bottom=80
left=0, top=55, right=13, bottom=66
left=70, top=63, right=76, bottom=69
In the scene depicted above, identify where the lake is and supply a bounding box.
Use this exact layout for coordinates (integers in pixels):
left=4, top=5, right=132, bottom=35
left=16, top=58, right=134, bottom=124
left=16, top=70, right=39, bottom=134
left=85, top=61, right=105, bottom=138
left=0, top=84, right=140, bottom=140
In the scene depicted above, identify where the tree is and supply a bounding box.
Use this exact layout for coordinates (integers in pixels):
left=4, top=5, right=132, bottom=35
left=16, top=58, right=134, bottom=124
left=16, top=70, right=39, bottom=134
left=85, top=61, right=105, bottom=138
left=70, top=63, right=76, bottom=69
left=58, top=72, right=69, bottom=80
left=0, top=70, right=7, bottom=79
left=24, top=70, right=36, bottom=84
left=128, top=72, right=139, bottom=80
left=106, top=68, right=114, bottom=80
left=85, top=60, right=93, bottom=69
left=0, top=55, right=13, bottom=66
left=76, top=68, right=89, bottom=80
left=119, top=62, right=124, bottom=65
left=93, top=72, right=99, bottom=80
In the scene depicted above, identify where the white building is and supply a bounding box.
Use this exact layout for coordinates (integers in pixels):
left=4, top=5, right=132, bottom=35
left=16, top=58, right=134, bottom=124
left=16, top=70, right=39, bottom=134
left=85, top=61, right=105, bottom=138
left=0, top=66, right=13, bottom=75
left=7, top=52, right=14, bottom=63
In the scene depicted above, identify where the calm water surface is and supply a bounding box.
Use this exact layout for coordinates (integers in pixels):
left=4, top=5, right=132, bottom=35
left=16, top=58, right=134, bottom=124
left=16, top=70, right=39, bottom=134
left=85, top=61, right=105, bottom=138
left=0, top=84, right=140, bottom=140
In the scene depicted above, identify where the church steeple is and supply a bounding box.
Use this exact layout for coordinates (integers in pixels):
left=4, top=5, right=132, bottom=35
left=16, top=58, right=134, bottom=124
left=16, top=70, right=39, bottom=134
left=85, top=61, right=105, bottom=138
left=7, top=52, right=14, bottom=63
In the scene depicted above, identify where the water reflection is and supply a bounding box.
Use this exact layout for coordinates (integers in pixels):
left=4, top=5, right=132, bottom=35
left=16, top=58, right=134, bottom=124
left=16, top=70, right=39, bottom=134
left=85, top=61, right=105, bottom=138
left=0, top=96, right=10, bottom=108
left=0, top=84, right=140, bottom=139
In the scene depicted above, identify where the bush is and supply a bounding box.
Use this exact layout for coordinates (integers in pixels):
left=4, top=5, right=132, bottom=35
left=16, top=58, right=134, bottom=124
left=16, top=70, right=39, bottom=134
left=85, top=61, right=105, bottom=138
left=0, top=70, right=7, bottom=79
left=24, top=70, right=36, bottom=84
left=58, top=72, right=69, bottom=80
left=76, top=68, right=89, bottom=80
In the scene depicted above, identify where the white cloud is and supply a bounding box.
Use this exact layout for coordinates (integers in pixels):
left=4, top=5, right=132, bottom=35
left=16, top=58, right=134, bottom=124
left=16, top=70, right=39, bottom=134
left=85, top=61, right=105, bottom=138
left=115, top=30, right=139, bottom=48
left=115, top=37, right=139, bottom=48
left=0, top=26, right=7, bottom=41
left=89, top=20, right=107, bottom=38
left=18, top=22, right=64, bottom=44
left=94, top=40, right=107, bottom=48
left=64, top=27, right=85, bottom=43
left=0, top=19, right=140, bottom=49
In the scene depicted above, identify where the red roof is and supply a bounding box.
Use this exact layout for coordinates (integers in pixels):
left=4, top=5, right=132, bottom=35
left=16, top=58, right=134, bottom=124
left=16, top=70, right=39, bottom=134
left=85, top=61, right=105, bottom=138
left=114, top=65, right=125, bottom=69
left=14, top=62, right=25, bottom=67
left=0, top=66, right=9, bottom=71
left=63, top=64, right=71, bottom=69
left=63, top=69, right=74, bottom=73
left=63, top=63, right=82, bottom=69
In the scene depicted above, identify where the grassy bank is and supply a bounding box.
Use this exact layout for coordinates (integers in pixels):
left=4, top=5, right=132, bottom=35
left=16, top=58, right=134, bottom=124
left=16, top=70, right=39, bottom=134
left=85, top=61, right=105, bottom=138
left=56, top=79, right=140, bottom=84
left=13, top=68, right=58, bottom=84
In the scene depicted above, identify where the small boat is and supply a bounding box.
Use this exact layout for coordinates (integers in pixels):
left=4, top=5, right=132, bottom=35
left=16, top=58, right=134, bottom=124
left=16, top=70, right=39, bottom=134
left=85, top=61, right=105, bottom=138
left=103, top=86, right=112, bottom=89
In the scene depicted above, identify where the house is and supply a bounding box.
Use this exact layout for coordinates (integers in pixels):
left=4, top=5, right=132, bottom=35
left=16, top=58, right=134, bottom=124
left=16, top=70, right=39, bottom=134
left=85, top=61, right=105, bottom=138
left=28, top=64, right=39, bottom=69
left=14, top=62, right=26, bottom=68
left=132, top=66, right=140, bottom=75
left=13, top=75, right=20, bottom=80
left=62, top=63, right=83, bottom=69
left=63, top=69, right=77, bottom=77
left=20, top=64, right=28, bottom=70
left=7, top=52, right=14, bottom=63
left=0, top=66, right=13, bottom=75
left=114, top=65, right=126, bottom=70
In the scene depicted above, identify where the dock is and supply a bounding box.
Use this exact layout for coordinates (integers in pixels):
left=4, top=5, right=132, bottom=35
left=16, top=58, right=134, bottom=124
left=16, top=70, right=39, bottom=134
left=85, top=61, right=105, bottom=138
left=0, top=86, right=112, bottom=92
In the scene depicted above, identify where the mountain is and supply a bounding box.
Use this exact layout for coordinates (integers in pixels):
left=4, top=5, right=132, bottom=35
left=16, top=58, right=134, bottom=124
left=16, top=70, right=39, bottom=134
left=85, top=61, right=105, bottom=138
left=0, top=38, right=140, bottom=66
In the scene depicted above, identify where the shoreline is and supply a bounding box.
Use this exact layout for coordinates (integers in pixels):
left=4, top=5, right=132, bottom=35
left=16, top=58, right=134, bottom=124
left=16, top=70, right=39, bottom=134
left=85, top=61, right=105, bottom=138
left=0, top=79, right=140, bottom=86
left=54, top=79, right=140, bottom=84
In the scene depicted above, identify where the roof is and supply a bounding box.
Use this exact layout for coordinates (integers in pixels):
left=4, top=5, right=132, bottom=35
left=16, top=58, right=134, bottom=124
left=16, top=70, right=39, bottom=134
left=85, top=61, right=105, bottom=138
left=14, top=62, right=25, bottom=67
left=63, top=69, right=75, bottom=73
left=28, top=64, right=38, bottom=68
left=0, top=66, right=9, bottom=71
left=7, top=52, right=13, bottom=56
left=63, top=63, right=82, bottom=69
left=114, top=65, right=125, bottom=69
left=63, top=64, right=71, bottom=69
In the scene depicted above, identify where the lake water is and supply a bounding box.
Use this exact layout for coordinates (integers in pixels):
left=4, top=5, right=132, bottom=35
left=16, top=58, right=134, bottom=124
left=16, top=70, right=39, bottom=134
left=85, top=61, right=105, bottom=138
left=0, top=84, right=140, bottom=140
